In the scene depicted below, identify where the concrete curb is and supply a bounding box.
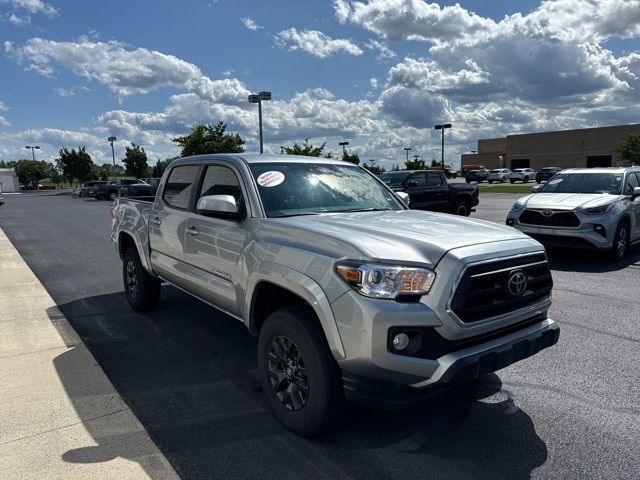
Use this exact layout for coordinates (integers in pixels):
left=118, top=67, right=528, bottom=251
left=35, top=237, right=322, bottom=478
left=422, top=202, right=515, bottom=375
left=0, top=227, right=180, bottom=480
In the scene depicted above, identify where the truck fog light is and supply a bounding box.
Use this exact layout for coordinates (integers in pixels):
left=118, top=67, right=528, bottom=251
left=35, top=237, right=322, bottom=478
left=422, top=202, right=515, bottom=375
left=392, top=333, right=410, bottom=351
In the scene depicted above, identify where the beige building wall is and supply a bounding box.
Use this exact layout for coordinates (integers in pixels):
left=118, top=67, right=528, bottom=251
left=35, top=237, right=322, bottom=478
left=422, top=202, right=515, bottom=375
left=461, top=123, right=640, bottom=171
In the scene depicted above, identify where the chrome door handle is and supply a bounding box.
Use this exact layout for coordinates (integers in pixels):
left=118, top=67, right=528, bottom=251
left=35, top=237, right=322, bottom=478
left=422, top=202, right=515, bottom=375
left=186, top=226, right=199, bottom=236
left=151, top=217, right=162, bottom=227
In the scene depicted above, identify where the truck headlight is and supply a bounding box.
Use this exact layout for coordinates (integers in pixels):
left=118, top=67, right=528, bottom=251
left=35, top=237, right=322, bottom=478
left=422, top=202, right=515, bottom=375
left=580, top=203, right=614, bottom=215
left=335, top=262, right=435, bottom=299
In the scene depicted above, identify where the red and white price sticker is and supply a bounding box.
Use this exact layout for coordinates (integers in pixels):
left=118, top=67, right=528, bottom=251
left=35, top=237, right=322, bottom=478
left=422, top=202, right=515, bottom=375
left=257, top=171, right=285, bottom=187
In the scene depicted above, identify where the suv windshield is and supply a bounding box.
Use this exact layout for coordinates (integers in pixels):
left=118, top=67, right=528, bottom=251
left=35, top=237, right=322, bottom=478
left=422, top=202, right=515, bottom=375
left=379, top=171, right=411, bottom=186
left=539, top=173, right=623, bottom=194
left=249, top=163, right=403, bottom=218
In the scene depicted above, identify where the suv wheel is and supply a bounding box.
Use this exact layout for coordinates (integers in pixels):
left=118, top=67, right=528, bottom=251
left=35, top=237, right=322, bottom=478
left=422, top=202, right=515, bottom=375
left=524, top=176, right=529, bottom=183
left=611, top=221, right=629, bottom=260
left=123, top=248, right=161, bottom=311
left=258, top=306, right=342, bottom=436
left=501, top=176, right=507, bottom=183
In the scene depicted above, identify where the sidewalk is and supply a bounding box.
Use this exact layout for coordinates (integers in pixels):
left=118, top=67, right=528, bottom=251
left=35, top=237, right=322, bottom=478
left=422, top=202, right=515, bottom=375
left=0, top=228, right=179, bottom=480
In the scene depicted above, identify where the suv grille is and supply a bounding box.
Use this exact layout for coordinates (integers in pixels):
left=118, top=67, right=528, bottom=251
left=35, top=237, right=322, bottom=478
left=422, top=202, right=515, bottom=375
left=451, top=253, right=553, bottom=323
left=519, top=209, right=580, bottom=227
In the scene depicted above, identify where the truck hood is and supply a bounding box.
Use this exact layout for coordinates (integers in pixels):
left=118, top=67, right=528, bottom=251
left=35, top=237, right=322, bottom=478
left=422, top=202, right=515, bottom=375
left=517, top=193, right=621, bottom=209
left=270, top=210, right=530, bottom=266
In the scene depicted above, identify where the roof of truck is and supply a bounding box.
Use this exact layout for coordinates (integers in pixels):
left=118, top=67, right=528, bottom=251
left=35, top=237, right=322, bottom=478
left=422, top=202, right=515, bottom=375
left=173, top=153, right=348, bottom=166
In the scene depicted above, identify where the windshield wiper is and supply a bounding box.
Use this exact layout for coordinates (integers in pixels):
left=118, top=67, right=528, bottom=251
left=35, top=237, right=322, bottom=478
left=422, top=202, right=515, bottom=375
left=334, top=207, right=393, bottom=213
left=275, top=212, right=324, bottom=218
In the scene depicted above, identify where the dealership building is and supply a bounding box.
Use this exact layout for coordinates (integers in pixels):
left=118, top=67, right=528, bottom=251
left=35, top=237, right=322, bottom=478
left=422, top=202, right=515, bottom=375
left=460, top=123, right=640, bottom=171
left=0, top=168, right=19, bottom=193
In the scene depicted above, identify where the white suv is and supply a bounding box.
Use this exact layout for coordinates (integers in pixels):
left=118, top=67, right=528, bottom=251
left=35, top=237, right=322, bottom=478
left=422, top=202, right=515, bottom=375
left=507, top=167, right=640, bottom=259
left=487, top=168, right=512, bottom=183
left=510, top=168, right=536, bottom=183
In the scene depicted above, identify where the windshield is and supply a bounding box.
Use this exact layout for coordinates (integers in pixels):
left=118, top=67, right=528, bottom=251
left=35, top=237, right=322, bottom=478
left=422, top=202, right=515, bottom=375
left=249, top=163, right=403, bottom=218
left=379, top=171, right=410, bottom=185
left=539, top=173, right=623, bottom=194
left=490, top=169, right=503, bottom=173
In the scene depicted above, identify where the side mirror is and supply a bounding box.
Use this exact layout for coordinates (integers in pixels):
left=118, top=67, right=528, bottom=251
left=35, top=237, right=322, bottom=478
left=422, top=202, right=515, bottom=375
left=396, top=191, right=410, bottom=206
left=531, top=185, right=541, bottom=193
left=196, top=194, right=242, bottom=220
left=406, top=180, right=419, bottom=187
left=633, top=186, right=640, bottom=200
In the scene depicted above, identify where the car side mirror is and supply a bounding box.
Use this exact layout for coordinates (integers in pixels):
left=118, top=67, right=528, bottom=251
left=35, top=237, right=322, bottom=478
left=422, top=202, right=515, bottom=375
left=531, top=185, right=541, bottom=193
left=406, top=180, right=419, bottom=187
left=633, top=186, right=640, bottom=200
left=396, top=191, right=410, bottom=206
left=196, top=194, right=242, bottom=220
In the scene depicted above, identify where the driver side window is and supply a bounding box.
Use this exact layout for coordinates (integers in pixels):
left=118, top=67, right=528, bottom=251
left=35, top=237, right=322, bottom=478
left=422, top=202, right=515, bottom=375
left=625, top=172, right=639, bottom=195
left=198, top=164, right=246, bottom=214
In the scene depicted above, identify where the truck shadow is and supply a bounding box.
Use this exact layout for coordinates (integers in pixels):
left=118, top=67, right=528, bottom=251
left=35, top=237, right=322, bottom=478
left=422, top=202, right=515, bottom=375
left=50, top=287, right=547, bottom=480
left=546, top=244, right=640, bottom=273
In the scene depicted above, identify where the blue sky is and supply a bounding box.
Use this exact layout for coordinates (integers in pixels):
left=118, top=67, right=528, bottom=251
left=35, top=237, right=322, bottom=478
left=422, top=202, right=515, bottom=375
left=1, top=0, right=640, bottom=169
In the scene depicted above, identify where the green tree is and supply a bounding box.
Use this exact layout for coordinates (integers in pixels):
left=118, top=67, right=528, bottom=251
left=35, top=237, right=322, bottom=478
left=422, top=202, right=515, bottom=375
left=362, top=163, right=386, bottom=174
left=173, top=121, right=245, bottom=157
left=14, top=160, right=47, bottom=184
left=431, top=159, right=439, bottom=167
left=152, top=158, right=175, bottom=177
left=405, top=158, right=426, bottom=170
left=122, top=143, right=149, bottom=178
left=57, top=147, right=94, bottom=185
left=46, top=162, right=63, bottom=187
left=615, top=134, right=640, bottom=166
left=97, top=163, right=125, bottom=180
left=280, top=139, right=333, bottom=158
left=341, top=151, right=360, bottom=164
left=391, top=163, right=401, bottom=171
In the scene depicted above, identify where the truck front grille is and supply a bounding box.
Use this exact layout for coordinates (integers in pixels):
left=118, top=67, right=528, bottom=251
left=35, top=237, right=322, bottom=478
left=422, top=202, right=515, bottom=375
left=451, top=253, right=553, bottom=323
left=519, top=209, right=580, bottom=227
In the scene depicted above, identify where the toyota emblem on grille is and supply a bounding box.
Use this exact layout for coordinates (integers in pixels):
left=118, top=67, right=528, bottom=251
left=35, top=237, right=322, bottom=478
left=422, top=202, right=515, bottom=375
left=541, top=209, right=554, bottom=217
left=507, top=270, right=528, bottom=297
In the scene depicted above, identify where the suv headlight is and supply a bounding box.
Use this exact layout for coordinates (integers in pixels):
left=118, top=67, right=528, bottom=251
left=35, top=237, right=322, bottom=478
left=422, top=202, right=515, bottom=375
left=510, top=202, right=525, bottom=213
left=335, top=262, right=435, bottom=299
left=581, top=203, right=614, bottom=215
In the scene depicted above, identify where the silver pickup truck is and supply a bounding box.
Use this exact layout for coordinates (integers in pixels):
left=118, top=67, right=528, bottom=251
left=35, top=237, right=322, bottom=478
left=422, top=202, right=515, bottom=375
left=111, top=154, right=559, bottom=436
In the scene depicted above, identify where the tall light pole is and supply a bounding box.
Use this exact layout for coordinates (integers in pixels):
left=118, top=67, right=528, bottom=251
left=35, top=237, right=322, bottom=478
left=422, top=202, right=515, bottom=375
left=248, top=91, right=271, bottom=154
left=25, top=145, right=40, bottom=161
left=108, top=136, right=117, bottom=180
left=339, top=141, right=349, bottom=158
left=434, top=123, right=452, bottom=167
left=403, top=147, right=411, bottom=162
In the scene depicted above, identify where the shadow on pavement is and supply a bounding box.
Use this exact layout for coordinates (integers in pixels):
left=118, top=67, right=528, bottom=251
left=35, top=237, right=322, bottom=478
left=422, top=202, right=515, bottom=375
left=547, top=244, right=640, bottom=272
left=51, top=286, right=548, bottom=480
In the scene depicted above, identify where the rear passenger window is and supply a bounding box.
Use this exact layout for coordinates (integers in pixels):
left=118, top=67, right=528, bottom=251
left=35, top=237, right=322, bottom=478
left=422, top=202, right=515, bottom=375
left=163, top=165, right=198, bottom=210
left=427, top=172, right=443, bottom=186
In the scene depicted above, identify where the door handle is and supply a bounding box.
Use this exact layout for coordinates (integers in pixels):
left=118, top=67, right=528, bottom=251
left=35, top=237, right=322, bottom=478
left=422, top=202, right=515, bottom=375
left=186, top=226, right=199, bottom=236
left=151, top=217, right=162, bottom=227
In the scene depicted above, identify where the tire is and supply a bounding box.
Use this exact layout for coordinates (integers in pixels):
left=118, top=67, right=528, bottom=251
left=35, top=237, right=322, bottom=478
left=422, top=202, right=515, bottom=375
left=524, top=176, right=529, bottom=183
left=501, top=176, right=507, bottom=183
left=510, top=179, right=516, bottom=184
left=466, top=179, right=470, bottom=183
left=258, top=306, right=342, bottom=436
left=454, top=200, right=470, bottom=216
left=123, top=248, right=161, bottom=312
left=488, top=180, right=493, bottom=184
left=610, top=221, right=629, bottom=260
left=109, top=191, right=117, bottom=201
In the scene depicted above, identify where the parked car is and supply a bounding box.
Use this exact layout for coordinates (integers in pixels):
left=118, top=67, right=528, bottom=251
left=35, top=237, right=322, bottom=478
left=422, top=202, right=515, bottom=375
left=118, top=182, right=154, bottom=198
left=112, top=154, right=559, bottom=435
left=22, top=182, right=42, bottom=190
left=506, top=167, right=640, bottom=259
left=487, top=168, right=512, bottom=183
left=536, top=167, right=562, bottom=183
left=465, top=168, right=489, bottom=183
left=0, top=186, right=4, bottom=206
left=79, top=181, right=107, bottom=198
left=379, top=169, right=479, bottom=215
left=510, top=168, right=536, bottom=183
left=94, top=179, right=148, bottom=200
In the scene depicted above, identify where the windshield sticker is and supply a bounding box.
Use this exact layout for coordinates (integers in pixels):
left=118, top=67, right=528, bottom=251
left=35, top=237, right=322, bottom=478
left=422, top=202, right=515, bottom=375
left=257, top=171, right=285, bottom=187
left=548, top=178, right=563, bottom=185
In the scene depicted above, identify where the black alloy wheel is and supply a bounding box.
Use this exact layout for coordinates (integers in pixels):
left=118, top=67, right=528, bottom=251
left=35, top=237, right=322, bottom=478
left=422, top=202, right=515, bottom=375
left=267, top=336, right=309, bottom=411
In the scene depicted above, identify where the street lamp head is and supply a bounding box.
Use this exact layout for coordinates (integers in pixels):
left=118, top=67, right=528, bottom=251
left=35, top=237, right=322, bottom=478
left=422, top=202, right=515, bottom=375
left=444, top=123, right=452, bottom=128
left=248, top=94, right=259, bottom=103
left=404, top=147, right=411, bottom=151
left=258, top=91, right=272, bottom=101
left=34, top=146, right=40, bottom=149
left=25, top=146, right=31, bottom=149
left=108, top=136, right=116, bottom=142
left=339, top=141, right=349, bottom=147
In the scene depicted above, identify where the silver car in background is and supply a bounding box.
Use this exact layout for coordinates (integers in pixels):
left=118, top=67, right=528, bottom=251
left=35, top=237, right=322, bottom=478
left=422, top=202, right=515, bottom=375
left=506, top=167, right=640, bottom=259
left=510, top=168, right=536, bottom=183
left=487, top=168, right=512, bottom=183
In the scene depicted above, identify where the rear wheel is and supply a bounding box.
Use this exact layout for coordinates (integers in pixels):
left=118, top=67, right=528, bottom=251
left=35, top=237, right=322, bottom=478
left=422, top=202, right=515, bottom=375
left=488, top=180, right=493, bottom=184
left=123, top=248, right=161, bottom=311
left=501, top=176, right=507, bottom=183
left=610, top=221, right=629, bottom=260
left=510, top=179, right=516, bottom=184
left=524, top=176, right=529, bottom=183
left=466, top=178, right=470, bottom=183
left=257, top=306, right=342, bottom=436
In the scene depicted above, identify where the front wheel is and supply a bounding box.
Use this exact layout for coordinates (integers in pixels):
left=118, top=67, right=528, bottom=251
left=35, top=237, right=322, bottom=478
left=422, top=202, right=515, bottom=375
left=257, top=307, right=342, bottom=436
left=123, top=248, right=161, bottom=311
left=501, top=176, right=507, bottom=183
left=510, top=179, right=516, bottom=184
left=466, top=179, right=471, bottom=183
left=109, top=191, right=117, bottom=201
left=454, top=200, right=470, bottom=216
left=610, top=221, right=629, bottom=260
left=524, top=176, right=529, bottom=183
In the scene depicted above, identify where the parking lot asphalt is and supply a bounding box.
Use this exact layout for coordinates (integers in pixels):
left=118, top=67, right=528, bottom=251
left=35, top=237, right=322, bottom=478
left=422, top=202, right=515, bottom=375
left=1, top=192, right=638, bottom=480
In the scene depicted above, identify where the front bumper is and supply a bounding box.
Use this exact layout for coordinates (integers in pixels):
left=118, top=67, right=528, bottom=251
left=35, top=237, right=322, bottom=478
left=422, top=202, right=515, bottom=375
left=506, top=211, right=615, bottom=249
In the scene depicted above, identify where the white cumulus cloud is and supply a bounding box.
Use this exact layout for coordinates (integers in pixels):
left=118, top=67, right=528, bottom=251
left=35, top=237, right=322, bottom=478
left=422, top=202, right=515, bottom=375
left=275, top=28, right=363, bottom=58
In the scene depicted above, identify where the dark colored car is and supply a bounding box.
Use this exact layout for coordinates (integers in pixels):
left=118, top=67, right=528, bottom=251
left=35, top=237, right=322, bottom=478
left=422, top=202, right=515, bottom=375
left=79, top=181, right=107, bottom=198
left=465, top=168, right=489, bottom=183
left=536, top=167, right=562, bottom=183
left=118, top=183, right=154, bottom=198
left=379, top=170, right=479, bottom=216
left=94, top=179, right=148, bottom=200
